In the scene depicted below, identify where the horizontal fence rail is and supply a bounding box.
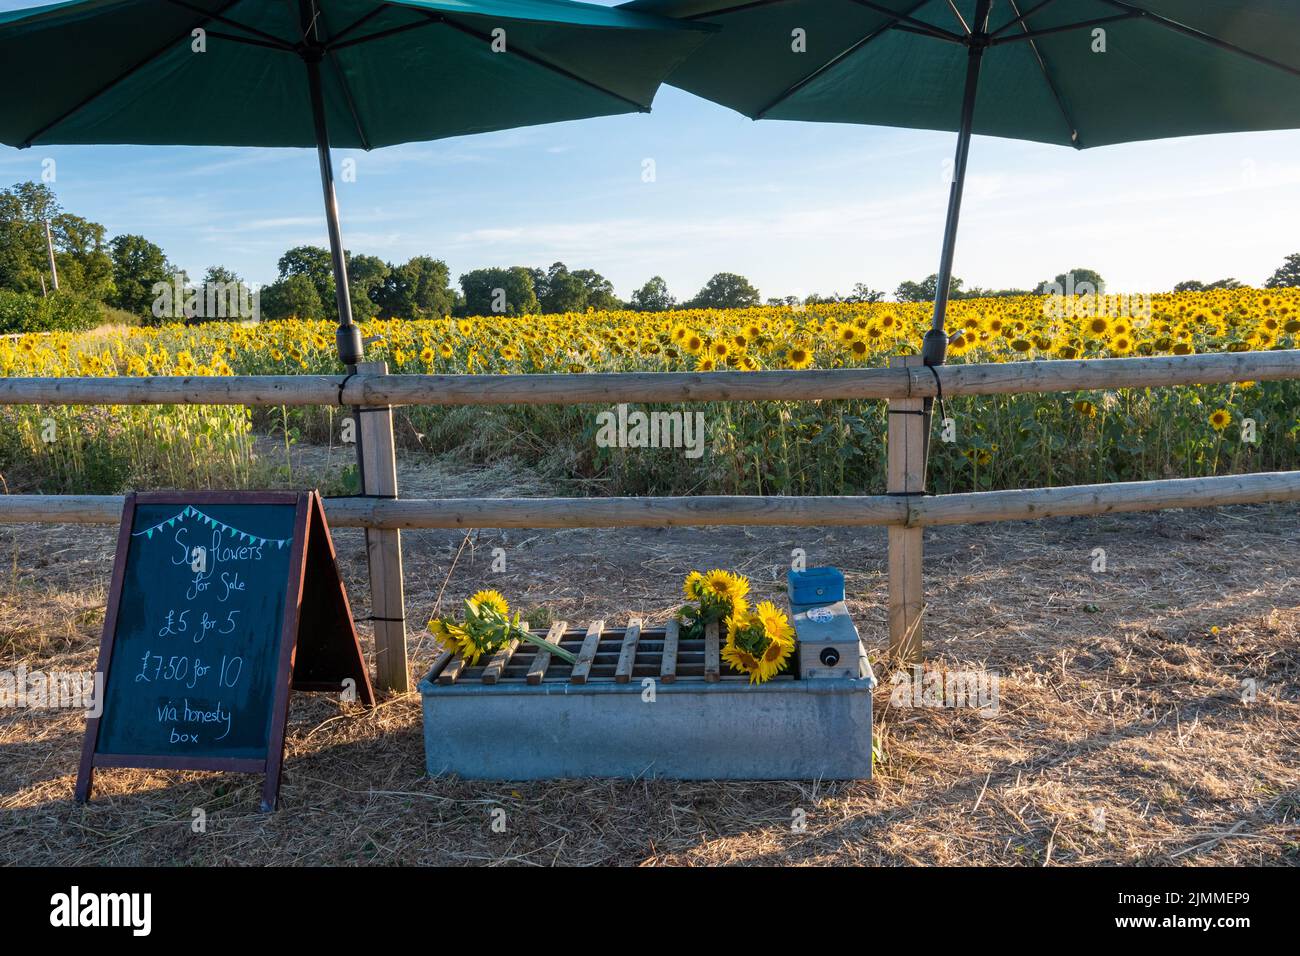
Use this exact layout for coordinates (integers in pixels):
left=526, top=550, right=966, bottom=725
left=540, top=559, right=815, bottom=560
left=4, top=472, right=1297, bottom=530
left=0, top=349, right=1296, bottom=407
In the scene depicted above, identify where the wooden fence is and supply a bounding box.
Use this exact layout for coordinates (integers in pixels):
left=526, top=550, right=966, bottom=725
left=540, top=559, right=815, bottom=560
left=2, top=348, right=1299, bottom=690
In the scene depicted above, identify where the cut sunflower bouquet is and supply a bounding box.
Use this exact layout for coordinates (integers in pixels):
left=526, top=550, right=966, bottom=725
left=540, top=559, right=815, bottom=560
left=428, top=590, right=576, bottom=666
left=678, top=569, right=796, bottom=684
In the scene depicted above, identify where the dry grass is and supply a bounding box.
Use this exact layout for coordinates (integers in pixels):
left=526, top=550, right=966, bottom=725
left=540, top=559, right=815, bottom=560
left=1, top=451, right=1297, bottom=866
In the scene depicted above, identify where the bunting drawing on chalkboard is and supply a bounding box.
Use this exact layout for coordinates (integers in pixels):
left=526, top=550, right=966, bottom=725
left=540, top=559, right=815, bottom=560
left=130, top=505, right=292, bottom=548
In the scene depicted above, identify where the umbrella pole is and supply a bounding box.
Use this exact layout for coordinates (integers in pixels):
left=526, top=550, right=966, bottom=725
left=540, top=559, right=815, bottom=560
left=921, top=0, right=991, bottom=370
left=304, top=53, right=364, bottom=370
left=303, top=45, right=368, bottom=497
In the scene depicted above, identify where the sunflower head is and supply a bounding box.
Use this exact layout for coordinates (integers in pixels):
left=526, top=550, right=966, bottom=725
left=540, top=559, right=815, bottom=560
left=468, top=589, right=509, bottom=616
left=703, top=569, right=749, bottom=603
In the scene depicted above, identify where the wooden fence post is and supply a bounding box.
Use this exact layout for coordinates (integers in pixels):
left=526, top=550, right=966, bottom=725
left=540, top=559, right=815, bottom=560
left=356, top=360, right=409, bottom=692
left=887, top=355, right=926, bottom=664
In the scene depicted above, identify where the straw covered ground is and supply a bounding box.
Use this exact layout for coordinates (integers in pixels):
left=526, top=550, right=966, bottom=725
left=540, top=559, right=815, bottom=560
left=1, top=451, right=1297, bottom=866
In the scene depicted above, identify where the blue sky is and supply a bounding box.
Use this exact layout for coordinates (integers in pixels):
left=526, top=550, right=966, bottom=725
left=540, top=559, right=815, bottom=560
left=2, top=0, right=1298, bottom=301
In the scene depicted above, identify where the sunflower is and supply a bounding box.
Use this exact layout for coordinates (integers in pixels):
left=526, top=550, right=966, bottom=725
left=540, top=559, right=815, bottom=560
left=683, top=570, right=706, bottom=599
left=722, top=602, right=796, bottom=684
left=1208, top=409, right=1232, bottom=431
left=703, top=569, right=749, bottom=603
left=468, top=589, right=509, bottom=615
left=787, top=346, right=813, bottom=370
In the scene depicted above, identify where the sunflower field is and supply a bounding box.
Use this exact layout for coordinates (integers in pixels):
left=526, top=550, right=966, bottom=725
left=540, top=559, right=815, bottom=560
left=0, top=287, right=1297, bottom=496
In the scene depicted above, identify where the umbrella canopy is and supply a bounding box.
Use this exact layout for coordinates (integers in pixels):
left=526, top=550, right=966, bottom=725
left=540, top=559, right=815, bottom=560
left=0, top=0, right=709, bottom=149
left=625, top=0, right=1300, bottom=362
left=0, top=0, right=710, bottom=363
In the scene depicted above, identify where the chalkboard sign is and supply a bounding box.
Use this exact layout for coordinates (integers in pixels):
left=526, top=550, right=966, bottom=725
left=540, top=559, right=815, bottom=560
left=76, top=491, right=373, bottom=811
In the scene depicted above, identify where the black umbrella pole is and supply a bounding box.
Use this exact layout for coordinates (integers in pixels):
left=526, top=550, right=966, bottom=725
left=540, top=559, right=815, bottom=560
left=304, top=48, right=367, bottom=496
left=305, top=55, right=364, bottom=369
left=923, top=1, right=991, bottom=370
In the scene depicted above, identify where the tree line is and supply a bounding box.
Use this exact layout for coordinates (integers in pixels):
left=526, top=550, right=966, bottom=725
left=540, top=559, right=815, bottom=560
left=4, top=181, right=1299, bottom=330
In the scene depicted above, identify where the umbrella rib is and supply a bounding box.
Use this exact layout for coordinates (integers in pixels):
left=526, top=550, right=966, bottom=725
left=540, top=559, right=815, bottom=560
left=753, top=0, right=935, bottom=120
left=1095, top=0, right=1300, bottom=80
left=207, top=30, right=297, bottom=52
left=164, top=0, right=294, bottom=50
left=847, top=0, right=966, bottom=44
left=990, top=11, right=1140, bottom=45
left=327, top=17, right=438, bottom=53
left=327, top=51, right=372, bottom=151
left=1002, top=0, right=1081, bottom=147
left=325, top=6, right=389, bottom=47
left=678, top=0, right=790, bottom=19
left=945, top=0, right=971, bottom=35
left=312, top=3, right=374, bottom=154
left=430, top=14, right=652, bottom=113
left=19, top=0, right=247, bottom=147
left=989, top=0, right=1057, bottom=38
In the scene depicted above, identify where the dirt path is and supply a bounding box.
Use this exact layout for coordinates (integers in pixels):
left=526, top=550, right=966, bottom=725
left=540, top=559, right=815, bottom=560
left=1, top=451, right=1296, bottom=865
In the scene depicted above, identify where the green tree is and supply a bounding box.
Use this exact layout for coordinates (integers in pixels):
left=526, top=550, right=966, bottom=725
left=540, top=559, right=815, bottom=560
left=895, top=274, right=962, bottom=303
left=260, top=273, right=326, bottom=321
left=346, top=253, right=388, bottom=322
left=1265, top=253, right=1300, bottom=289
left=108, top=233, right=171, bottom=317
left=0, top=182, right=63, bottom=294
left=845, top=282, right=885, bottom=303
left=1038, top=268, right=1105, bottom=295
left=572, top=268, right=622, bottom=310
left=532, top=262, right=588, bottom=314
left=51, top=212, right=114, bottom=300
left=688, top=272, right=760, bottom=309
left=277, top=245, right=335, bottom=313
left=375, top=256, right=457, bottom=319
left=1174, top=277, right=1243, bottom=292
left=459, top=266, right=538, bottom=317
left=631, top=275, right=675, bottom=311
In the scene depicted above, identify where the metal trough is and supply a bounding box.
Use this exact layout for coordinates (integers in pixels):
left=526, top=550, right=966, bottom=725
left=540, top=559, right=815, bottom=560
left=419, top=619, right=875, bottom=780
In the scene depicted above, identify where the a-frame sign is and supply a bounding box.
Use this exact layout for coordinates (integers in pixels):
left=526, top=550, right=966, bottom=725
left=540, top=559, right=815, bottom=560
left=76, top=490, right=373, bottom=811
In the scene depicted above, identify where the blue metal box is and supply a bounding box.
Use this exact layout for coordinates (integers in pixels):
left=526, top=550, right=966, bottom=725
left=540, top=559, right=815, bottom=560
left=787, top=566, right=845, bottom=605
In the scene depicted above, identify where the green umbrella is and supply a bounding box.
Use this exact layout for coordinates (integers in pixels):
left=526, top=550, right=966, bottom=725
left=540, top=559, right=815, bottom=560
left=624, top=0, right=1300, bottom=366
left=0, top=0, right=709, bottom=365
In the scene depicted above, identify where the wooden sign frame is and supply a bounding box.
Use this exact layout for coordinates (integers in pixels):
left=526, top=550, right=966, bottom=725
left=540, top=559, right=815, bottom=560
left=75, top=490, right=374, bottom=812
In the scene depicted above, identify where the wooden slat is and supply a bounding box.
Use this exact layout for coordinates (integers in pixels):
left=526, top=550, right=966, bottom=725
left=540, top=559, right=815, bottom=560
left=525, top=621, right=568, bottom=685
left=481, top=631, right=522, bottom=685
left=6, top=349, right=1294, bottom=407
left=10, top=469, right=1300, bottom=532
left=614, top=618, right=642, bottom=683
left=438, top=655, right=469, bottom=685
left=660, top=619, right=680, bottom=683
left=426, top=650, right=453, bottom=682
left=568, top=620, right=605, bottom=684
left=0, top=351, right=1294, bottom=411
left=704, top=621, right=720, bottom=682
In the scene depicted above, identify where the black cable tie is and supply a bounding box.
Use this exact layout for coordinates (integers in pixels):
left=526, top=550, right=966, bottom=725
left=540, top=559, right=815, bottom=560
left=337, top=371, right=357, bottom=406
left=925, top=364, right=948, bottom=425
left=886, top=490, right=932, bottom=497
left=363, top=615, right=405, bottom=624
left=888, top=409, right=928, bottom=416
